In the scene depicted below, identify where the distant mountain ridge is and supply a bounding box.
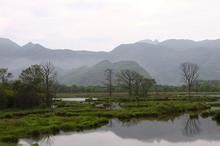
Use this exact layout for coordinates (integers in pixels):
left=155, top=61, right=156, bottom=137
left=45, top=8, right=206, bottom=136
left=60, top=60, right=151, bottom=85
left=1, top=37, right=220, bottom=85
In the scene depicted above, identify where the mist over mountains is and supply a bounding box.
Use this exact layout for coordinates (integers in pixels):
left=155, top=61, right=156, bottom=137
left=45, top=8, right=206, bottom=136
left=1, top=37, right=220, bottom=85
left=59, top=60, right=151, bottom=85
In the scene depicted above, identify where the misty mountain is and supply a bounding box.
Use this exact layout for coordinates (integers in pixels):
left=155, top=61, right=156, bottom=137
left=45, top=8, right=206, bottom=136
left=0, top=38, right=20, bottom=56
left=0, top=39, right=108, bottom=75
left=110, top=40, right=220, bottom=84
left=1, top=37, right=220, bottom=85
left=159, top=39, right=220, bottom=50
left=137, top=39, right=159, bottom=45
left=59, top=60, right=151, bottom=85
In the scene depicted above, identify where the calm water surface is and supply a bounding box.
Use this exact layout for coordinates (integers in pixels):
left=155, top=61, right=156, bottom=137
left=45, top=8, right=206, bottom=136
left=18, top=115, right=220, bottom=146
left=56, top=97, right=97, bottom=102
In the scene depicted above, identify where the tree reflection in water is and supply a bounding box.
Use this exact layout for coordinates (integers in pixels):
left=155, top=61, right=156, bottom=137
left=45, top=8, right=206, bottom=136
left=121, top=119, right=139, bottom=127
left=106, top=119, right=140, bottom=128
left=39, top=135, right=54, bottom=146
left=107, top=119, right=114, bottom=128
left=183, top=115, right=201, bottom=136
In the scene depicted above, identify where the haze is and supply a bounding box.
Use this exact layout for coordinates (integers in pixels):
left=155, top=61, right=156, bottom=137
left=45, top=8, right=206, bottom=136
left=0, top=0, right=220, bottom=51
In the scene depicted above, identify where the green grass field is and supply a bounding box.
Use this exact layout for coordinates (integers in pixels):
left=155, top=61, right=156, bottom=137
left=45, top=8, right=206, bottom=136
left=1, top=92, right=220, bottom=143
left=0, top=92, right=220, bottom=142
left=56, top=92, right=220, bottom=98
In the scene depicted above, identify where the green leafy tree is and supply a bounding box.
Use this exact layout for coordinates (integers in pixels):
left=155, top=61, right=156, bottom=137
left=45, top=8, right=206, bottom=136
left=0, top=68, right=12, bottom=83
left=0, top=68, right=14, bottom=108
left=17, top=65, right=44, bottom=108
left=19, top=65, right=44, bottom=86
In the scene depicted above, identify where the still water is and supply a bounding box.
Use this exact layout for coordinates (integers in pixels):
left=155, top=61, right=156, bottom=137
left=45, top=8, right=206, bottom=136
left=56, top=97, right=97, bottom=102
left=18, top=115, right=220, bottom=146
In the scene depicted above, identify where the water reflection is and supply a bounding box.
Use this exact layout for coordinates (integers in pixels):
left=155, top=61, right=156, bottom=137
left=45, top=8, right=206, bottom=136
left=120, top=119, right=140, bottom=127
left=18, top=135, right=54, bottom=146
left=100, top=115, right=220, bottom=142
left=40, top=136, right=54, bottom=146
left=18, top=115, right=220, bottom=146
left=55, top=97, right=97, bottom=102
left=183, top=115, right=201, bottom=136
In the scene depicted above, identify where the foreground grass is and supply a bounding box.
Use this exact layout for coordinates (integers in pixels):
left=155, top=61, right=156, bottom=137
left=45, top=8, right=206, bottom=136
left=0, top=96, right=211, bottom=143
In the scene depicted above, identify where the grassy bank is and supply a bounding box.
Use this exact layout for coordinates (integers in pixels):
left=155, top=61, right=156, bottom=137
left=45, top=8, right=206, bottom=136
left=0, top=95, right=212, bottom=143
left=56, top=92, right=220, bottom=98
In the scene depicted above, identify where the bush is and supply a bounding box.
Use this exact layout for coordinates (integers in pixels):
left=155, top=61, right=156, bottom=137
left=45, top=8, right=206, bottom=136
left=0, top=96, right=8, bottom=109
left=15, top=84, right=43, bottom=108
left=0, top=87, right=15, bottom=109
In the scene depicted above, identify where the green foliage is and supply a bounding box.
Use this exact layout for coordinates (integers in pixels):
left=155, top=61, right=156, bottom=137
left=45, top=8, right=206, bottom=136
left=201, top=109, right=220, bottom=124
left=0, top=68, right=12, bottom=83
left=0, top=85, right=15, bottom=109
left=2, top=64, right=220, bottom=144
left=19, top=65, right=43, bottom=86
left=0, top=64, right=57, bottom=109
left=0, top=98, right=210, bottom=143
left=154, top=80, right=220, bottom=92
left=195, top=80, right=220, bottom=92
left=15, top=83, right=43, bottom=108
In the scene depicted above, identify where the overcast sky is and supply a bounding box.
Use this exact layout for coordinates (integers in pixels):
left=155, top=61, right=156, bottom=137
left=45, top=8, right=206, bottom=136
left=0, top=0, right=220, bottom=51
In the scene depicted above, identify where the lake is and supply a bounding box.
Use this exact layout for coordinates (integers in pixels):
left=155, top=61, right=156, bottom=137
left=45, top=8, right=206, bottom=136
left=55, top=97, right=97, bottom=102
left=18, top=115, right=220, bottom=146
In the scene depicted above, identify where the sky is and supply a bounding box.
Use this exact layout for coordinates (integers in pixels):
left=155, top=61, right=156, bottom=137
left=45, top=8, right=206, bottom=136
left=0, top=0, right=220, bottom=51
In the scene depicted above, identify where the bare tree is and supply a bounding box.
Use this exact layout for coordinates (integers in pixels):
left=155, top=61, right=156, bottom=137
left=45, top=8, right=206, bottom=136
left=133, top=72, right=144, bottom=96
left=105, top=69, right=113, bottom=97
left=0, top=68, right=12, bottom=83
left=117, top=70, right=137, bottom=96
left=140, top=78, right=156, bottom=97
left=180, top=62, right=199, bottom=97
left=41, top=62, right=57, bottom=107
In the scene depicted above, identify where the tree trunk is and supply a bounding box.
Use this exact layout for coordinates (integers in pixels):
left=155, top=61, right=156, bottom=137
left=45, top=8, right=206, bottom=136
left=46, top=76, right=50, bottom=107
left=188, top=84, right=191, bottom=98
left=129, top=80, right=132, bottom=96
left=109, top=78, right=112, bottom=97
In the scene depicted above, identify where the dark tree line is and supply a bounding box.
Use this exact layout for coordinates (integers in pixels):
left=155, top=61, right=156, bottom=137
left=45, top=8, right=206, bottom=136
left=0, top=63, right=57, bottom=109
